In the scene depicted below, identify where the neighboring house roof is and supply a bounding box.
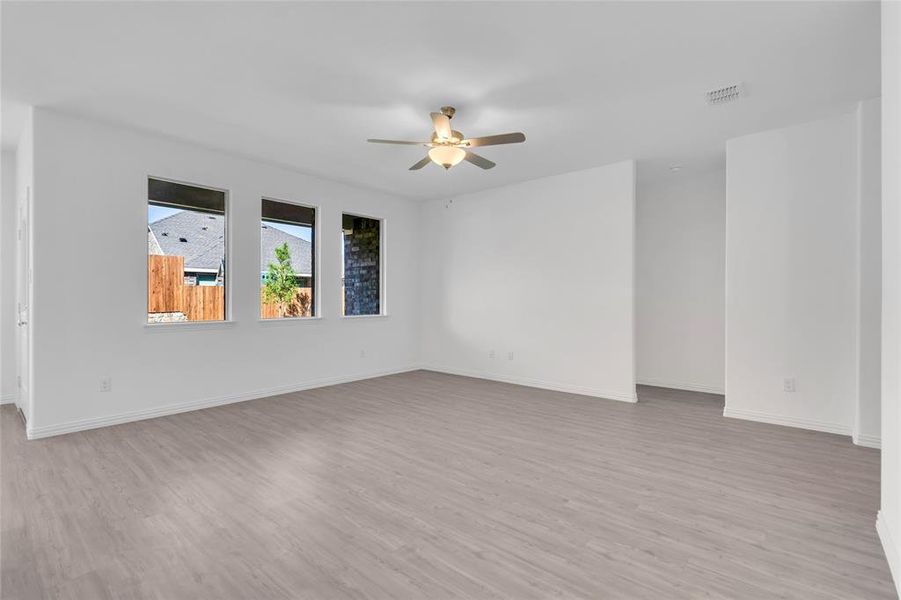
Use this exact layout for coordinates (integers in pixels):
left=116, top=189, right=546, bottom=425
left=148, top=210, right=312, bottom=275
left=260, top=222, right=312, bottom=276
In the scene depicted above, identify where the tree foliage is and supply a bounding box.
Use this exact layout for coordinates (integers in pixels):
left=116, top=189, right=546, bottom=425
left=263, top=242, right=298, bottom=317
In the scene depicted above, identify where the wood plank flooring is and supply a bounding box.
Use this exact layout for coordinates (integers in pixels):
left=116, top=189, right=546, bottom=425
left=1, top=371, right=894, bottom=599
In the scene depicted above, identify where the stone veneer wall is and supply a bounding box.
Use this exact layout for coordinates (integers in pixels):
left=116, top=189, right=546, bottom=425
left=343, top=216, right=380, bottom=315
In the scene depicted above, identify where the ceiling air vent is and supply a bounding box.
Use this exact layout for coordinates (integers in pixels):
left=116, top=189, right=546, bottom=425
left=706, top=83, right=743, bottom=105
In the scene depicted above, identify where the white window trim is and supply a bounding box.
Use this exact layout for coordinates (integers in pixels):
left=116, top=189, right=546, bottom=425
left=257, top=315, right=324, bottom=325
left=144, top=320, right=237, bottom=332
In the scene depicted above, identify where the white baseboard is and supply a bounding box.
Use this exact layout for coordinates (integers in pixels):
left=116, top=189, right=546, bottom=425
left=722, top=406, right=851, bottom=436
left=877, top=511, right=901, bottom=597
left=0, top=393, right=18, bottom=405
left=420, top=364, right=637, bottom=403
left=636, top=378, right=724, bottom=395
left=25, top=366, right=420, bottom=440
left=852, top=432, right=882, bottom=449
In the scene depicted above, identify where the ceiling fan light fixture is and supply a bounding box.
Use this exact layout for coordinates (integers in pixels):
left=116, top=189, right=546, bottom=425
left=428, top=145, right=466, bottom=169
left=367, top=106, right=525, bottom=172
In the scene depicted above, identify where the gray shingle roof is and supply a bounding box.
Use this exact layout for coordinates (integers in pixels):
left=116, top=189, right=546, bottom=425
left=260, top=222, right=312, bottom=276
left=148, top=210, right=312, bottom=275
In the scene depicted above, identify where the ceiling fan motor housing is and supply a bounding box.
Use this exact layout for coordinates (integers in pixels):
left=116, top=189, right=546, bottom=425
left=431, top=131, right=464, bottom=144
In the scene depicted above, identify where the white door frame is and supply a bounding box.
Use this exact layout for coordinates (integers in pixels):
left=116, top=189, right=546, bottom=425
left=16, top=185, right=31, bottom=424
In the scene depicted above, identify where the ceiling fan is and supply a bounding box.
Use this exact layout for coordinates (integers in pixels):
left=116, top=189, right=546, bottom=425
left=367, top=106, right=526, bottom=171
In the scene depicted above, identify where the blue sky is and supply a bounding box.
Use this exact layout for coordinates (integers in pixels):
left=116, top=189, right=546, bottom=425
left=265, top=220, right=311, bottom=241
left=148, top=206, right=312, bottom=241
left=148, top=205, right=181, bottom=223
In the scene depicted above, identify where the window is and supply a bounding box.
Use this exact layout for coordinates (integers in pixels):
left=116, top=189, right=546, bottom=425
left=147, top=178, right=226, bottom=323
left=342, top=213, right=382, bottom=316
left=261, top=199, right=316, bottom=319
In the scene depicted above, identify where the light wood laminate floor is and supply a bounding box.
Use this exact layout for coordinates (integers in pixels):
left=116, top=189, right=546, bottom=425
left=1, top=371, right=894, bottom=599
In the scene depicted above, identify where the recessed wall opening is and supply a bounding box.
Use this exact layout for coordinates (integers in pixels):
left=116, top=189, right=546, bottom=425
left=342, top=213, right=382, bottom=316
left=260, top=198, right=315, bottom=319
left=147, top=177, right=227, bottom=323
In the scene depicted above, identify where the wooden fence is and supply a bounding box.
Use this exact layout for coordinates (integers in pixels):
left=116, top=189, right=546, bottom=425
left=148, top=255, right=185, bottom=313
left=148, top=255, right=225, bottom=321
left=149, top=255, right=311, bottom=320
left=183, top=286, right=225, bottom=321
left=260, top=288, right=313, bottom=319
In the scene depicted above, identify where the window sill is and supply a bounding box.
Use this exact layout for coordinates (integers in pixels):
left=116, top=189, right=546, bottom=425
left=258, top=316, right=323, bottom=325
left=144, top=320, right=237, bottom=332
left=342, top=314, right=389, bottom=319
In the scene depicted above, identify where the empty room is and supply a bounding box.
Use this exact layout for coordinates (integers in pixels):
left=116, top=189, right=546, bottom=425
left=1, top=1, right=900, bottom=598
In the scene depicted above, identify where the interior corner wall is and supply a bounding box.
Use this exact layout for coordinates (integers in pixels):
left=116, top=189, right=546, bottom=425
left=1, top=151, right=17, bottom=404
left=879, top=0, right=901, bottom=594
left=725, top=112, right=859, bottom=435
left=857, top=97, right=882, bottom=448
left=636, top=167, right=725, bottom=394
left=418, top=161, right=637, bottom=402
left=27, top=108, right=420, bottom=438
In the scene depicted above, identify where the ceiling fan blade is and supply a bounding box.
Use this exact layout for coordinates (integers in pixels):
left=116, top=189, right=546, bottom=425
left=430, top=112, right=452, bottom=140
left=409, top=156, right=432, bottom=170
left=367, top=139, right=429, bottom=145
left=464, top=151, right=496, bottom=170
left=463, top=132, right=526, bottom=147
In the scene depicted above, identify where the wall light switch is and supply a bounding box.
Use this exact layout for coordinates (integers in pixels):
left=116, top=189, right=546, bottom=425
left=489, top=350, right=495, bottom=359
left=783, top=377, right=796, bottom=393
left=100, top=377, right=112, bottom=393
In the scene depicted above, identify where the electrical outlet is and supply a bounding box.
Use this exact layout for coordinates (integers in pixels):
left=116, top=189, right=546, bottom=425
left=507, top=352, right=514, bottom=361
left=783, top=377, right=796, bottom=393
left=489, top=349, right=495, bottom=359
left=100, top=377, right=112, bottom=393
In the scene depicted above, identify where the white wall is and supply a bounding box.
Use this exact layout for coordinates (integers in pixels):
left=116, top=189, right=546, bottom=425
left=419, top=162, right=637, bottom=402
left=879, top=1, right=901, bottom=594
left=725, top=112, right=860, bottom=435
left=26, top=108, right=420, bottom=438
left=1, top=151, right=16, bottom=404
left=857, top=97, right=882, bottom=448
left=636, top=168, right=725, bottom=394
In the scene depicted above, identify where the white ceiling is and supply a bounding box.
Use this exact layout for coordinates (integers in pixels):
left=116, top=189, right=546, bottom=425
left=1, top=1, right=880, bottom=200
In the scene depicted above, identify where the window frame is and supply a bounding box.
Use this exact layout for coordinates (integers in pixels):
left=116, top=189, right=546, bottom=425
left=145, top=175, right=231, bottom=328
left=341, top=211, right=387, bottom=318
left=259, top=196, right=321, bottom=321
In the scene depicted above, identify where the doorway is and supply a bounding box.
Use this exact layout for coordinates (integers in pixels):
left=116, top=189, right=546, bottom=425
left=16, top=185, right=31, bottom=424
